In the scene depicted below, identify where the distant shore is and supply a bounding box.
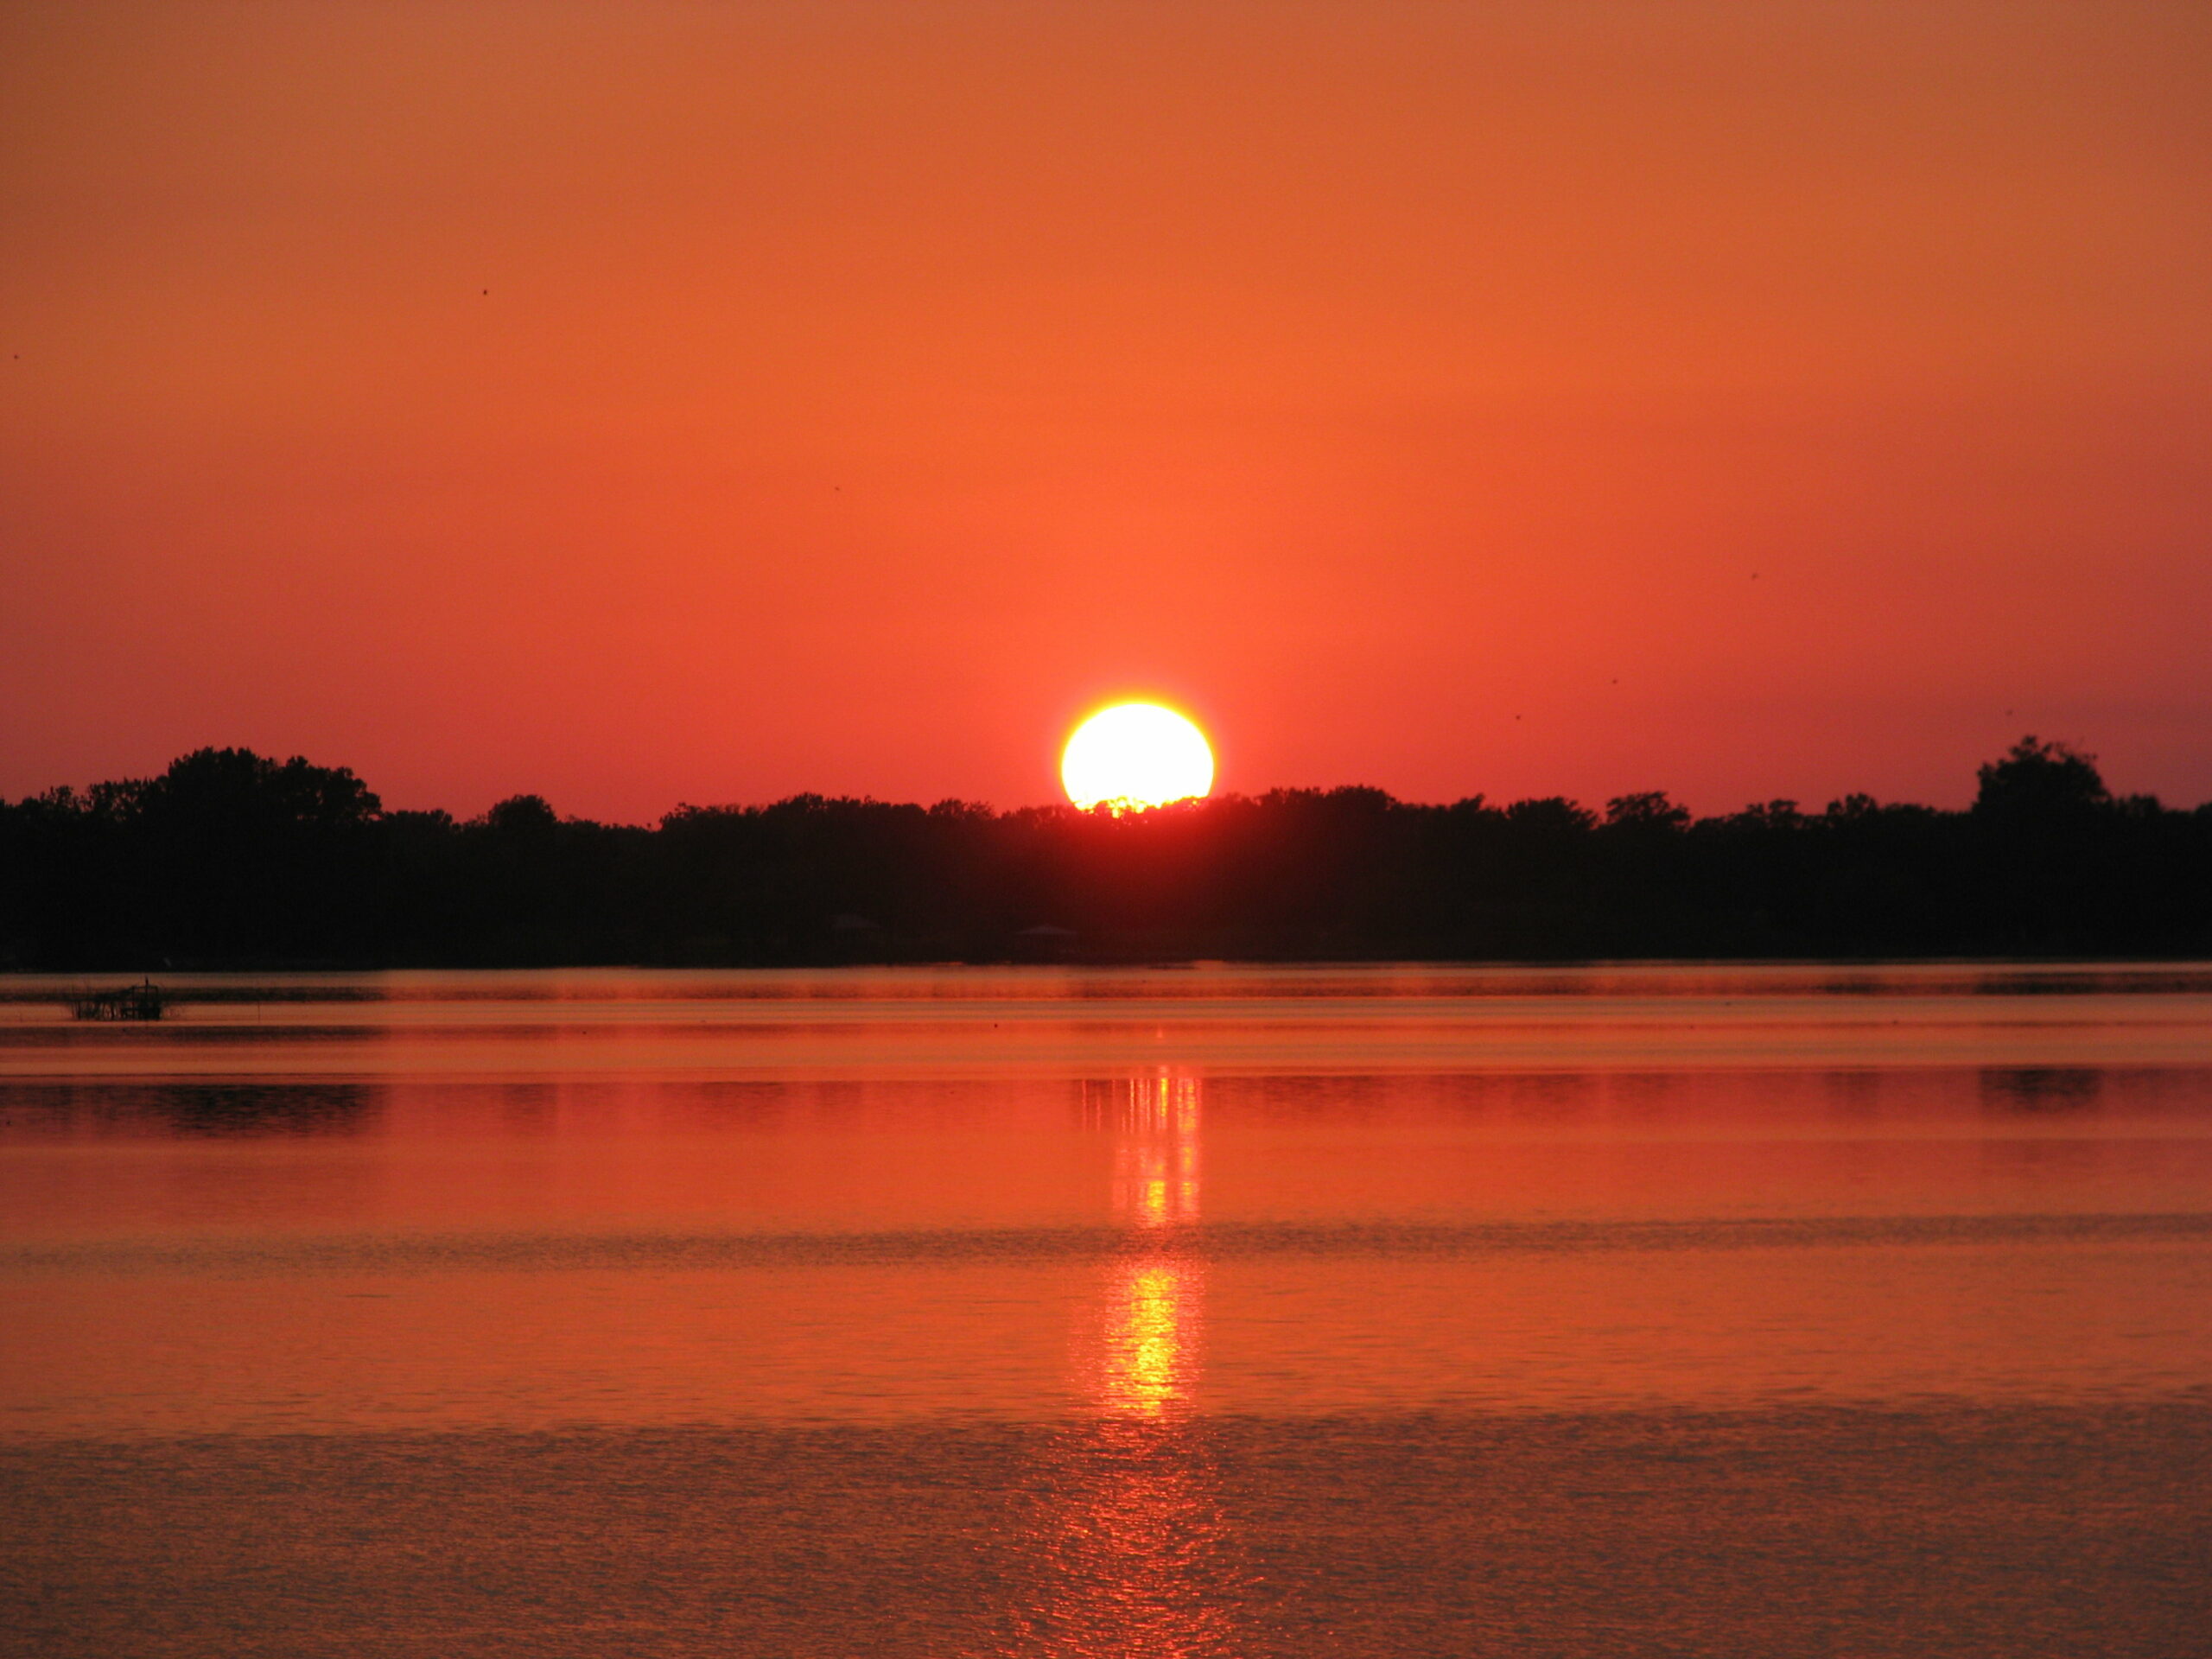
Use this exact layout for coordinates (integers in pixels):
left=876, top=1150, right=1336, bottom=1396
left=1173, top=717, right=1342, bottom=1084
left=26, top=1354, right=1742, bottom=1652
left=5, top=738, right=2208, bottom=969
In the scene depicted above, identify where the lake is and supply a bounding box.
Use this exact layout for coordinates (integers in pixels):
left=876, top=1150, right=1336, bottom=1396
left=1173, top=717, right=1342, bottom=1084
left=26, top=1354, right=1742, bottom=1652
left=3, top=963, right=2209, bottom=1656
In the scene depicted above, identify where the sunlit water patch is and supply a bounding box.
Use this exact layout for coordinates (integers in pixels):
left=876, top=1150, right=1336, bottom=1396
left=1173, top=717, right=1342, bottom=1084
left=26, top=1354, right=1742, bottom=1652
left=3, top=964, right=2210, bottom=1655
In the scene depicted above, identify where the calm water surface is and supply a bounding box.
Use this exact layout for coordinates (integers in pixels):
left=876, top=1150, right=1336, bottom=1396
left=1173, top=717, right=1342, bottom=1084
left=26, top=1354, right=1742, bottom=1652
left=3, top=963, right=2209, bottom=1656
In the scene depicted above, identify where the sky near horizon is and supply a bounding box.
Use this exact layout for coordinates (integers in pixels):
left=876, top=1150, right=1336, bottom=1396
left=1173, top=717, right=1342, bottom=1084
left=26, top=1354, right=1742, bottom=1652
left=4, top=1, right=2209, bottom=821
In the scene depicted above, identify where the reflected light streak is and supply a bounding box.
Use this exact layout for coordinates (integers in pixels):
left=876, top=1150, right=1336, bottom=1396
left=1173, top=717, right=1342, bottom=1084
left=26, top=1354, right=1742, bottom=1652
left=1020, top=1420, right=1239, bottom=1659
left=1105, top=1262, right=1190, bottom=1419
left=1099, top=1069, right=1204, bottom=1414
left=1116, top=1070, right=1202, bottom=1231
left=1017, top=1069, right=1240, bottom=1658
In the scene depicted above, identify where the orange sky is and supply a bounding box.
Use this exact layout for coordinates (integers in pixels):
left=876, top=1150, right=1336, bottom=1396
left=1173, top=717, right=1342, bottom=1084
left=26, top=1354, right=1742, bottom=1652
left=4, top=1, right=2208, bottom=819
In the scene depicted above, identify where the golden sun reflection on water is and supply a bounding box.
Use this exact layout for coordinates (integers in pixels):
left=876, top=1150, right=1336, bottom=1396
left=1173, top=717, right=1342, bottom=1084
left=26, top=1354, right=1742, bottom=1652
left=1015, top=1071, right=1243, bottom=1659
left=1116, top=1069, right=1202, bottom=1231
left=1105, top=1262, right=1191, bottom=1418
left=1098, top=1069, right=1204, bottom=1414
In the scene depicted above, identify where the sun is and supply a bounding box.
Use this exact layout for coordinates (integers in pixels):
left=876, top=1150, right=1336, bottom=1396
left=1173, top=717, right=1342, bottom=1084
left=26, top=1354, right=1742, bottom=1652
left=1061, top=703, right=1215, bottom=810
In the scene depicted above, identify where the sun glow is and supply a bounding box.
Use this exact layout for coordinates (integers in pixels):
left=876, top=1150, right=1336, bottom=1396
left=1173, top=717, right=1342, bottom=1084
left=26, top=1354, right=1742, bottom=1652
left=1060, top=704, right=1215, bottom=811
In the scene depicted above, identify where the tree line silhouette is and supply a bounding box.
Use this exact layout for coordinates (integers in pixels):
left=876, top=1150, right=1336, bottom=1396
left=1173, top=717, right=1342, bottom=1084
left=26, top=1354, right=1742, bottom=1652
left=3, top=738, right=2206, bottom=969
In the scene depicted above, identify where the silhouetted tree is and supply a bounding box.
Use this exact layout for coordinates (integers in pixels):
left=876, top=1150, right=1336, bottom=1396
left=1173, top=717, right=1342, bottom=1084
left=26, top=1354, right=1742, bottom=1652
left=69, top=748, right=385, bottom=963
left=1603, top=791, right=1692, bottom=832
left=484, top=794, right=560, bottom=836
left=1974, top=737, right=2109, bottom=821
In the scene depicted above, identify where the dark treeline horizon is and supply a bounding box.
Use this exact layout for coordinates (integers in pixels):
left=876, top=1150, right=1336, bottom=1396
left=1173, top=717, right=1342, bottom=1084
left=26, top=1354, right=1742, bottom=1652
left=4, top=738, right=2209, bottom=970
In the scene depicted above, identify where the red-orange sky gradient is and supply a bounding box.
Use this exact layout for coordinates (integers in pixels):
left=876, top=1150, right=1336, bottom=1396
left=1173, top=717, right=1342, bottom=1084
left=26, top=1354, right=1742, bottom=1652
left=5, top=2, right=2209, bottom=820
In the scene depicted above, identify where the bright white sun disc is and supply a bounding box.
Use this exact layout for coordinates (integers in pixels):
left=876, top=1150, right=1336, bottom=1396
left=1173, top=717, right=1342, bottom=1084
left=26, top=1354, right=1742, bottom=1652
left=1061, top=704, right=1215, bottom=810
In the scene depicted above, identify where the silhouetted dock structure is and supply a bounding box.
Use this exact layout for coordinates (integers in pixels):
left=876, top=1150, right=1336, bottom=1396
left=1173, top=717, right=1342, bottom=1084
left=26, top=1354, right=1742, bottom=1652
left=71, top=980, right=167, bottom=1021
